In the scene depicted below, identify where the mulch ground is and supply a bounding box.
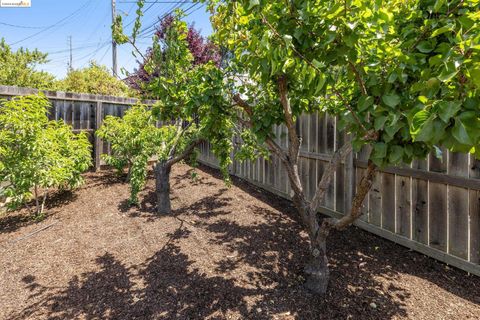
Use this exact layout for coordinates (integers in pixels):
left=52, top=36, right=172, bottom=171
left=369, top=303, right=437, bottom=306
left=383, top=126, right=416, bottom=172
left=0, top=164, right=479, bottom=320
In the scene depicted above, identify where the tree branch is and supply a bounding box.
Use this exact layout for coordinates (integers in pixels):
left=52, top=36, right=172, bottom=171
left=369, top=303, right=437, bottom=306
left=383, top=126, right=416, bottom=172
left=233, top=94, right=286, bottom=161
left=348, top=61, right=367, bottom=96
left=168, top=119, right=187, bottom=159
left=333, top=160, right=376, bottom=230
left=166, top=138, right=203, bottom=168
left=278, top=75, right=300, bottom=164
left=309, top=142, right=353, bottom=213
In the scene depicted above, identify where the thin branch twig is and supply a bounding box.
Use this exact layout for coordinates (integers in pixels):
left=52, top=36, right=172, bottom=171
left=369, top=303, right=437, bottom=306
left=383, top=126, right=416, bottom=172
left=8, top=221, right=59, bottom=244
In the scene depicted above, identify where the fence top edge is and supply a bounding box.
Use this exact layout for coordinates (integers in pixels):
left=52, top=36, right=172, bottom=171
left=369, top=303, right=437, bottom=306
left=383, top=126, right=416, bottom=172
left=0, top=85, right=158, bottom=106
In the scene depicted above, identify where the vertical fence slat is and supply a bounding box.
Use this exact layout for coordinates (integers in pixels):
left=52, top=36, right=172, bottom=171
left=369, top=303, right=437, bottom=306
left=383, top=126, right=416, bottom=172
left=429, top=183, right=448, bottom=251
left=369, top=173, right=382, bottom=227
left=470, top=190, right=480, bottom=263
left=396, top=175, right=411, bottom=238
left=449, top=186, right=469, bottom=259
left=382, top=173, right=396, bottom=232
left=94, top=101, right=103, bottom=170
left=448, top=152, right=470, bottom=259
left=344, top=135, right=354, bottom=215
left=411, top=160, right=428, bottom=244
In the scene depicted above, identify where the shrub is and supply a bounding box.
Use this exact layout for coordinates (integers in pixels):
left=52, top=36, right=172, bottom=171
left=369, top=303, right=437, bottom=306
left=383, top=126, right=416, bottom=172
left=96, top=104, right=175, bottom=204
left=0, top=94, right=91, bottom=217
left=56, top=61, right=135, bottom=97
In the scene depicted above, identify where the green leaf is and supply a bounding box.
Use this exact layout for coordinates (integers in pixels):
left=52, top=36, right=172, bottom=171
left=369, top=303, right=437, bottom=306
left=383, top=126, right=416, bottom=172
left=433, top=0, right=446, bottom=12
left=411, top=110, right=436, bottom=142
left=374, top=115, right=387, bottom=130
left=389, top=145, right=404, bottom=163
left=312, top=59, right=322, bottom=69
left=418, top=96, right=428, bottom=104
left=282, top=58, right=295, bottom=72
left=283, top=34, right=293, bottom=47
left=382, top=94, right=401, bottom=107
left=438, top=101, right=461, bottom=123
left=470, top=68, right=480, bottom=87
left=416, top=41, right=435, bottom=53
left=438, top=64, right=458, bottom=82
left=431, top=24, right=453, bottom=37
left=358, top=96, right=374, bottom=112
left=372, top=142, right=387, bottom=159
left=315, top=73, right=326, bottom=94
left=452, top=118, right=473, bottom=145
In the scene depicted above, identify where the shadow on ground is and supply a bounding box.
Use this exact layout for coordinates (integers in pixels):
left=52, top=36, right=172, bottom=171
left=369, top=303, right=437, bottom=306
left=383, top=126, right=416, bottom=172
left=0, top=190, right=77, bottom=235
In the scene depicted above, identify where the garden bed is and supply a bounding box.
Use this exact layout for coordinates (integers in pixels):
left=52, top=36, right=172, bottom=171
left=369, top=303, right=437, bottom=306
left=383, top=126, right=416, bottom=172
left=0, top=164, right=479, bottom=319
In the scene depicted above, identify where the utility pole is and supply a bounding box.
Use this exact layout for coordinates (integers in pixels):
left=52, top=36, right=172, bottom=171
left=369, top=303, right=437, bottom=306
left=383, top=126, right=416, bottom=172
left=68, top=36, right=73, bottom=72
left=111, top=0, right=118, bottom=77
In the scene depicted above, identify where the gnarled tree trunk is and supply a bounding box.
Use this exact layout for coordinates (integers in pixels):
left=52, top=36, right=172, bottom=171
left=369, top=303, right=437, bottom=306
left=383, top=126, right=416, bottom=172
left=154, top=161, right=172, bottom=214
left=154, top=138, right=202, bottom=215
left=233, top=77, right=378, bottom=295
left=304, top=231, right=330, bottom=294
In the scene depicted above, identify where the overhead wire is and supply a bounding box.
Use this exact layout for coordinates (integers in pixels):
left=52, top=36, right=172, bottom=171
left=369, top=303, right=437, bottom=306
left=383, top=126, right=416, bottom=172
left=137, top=0, right=192, bottom=39
left=77, top=41, right=111, bottom=67
left=0, top=22, right=50, bottom=29
left=140, top=1, right=201, bottom=39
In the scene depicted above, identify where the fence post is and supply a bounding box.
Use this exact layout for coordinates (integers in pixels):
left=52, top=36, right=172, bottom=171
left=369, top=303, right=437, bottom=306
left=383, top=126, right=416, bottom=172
left=344, top=134, right=354, bottom=214
left=94, top=101, right=103, bottom=171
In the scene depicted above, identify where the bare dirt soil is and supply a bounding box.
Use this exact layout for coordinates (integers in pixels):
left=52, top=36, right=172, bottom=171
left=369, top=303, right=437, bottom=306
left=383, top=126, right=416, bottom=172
left=0, top=164, right=479, bottom=320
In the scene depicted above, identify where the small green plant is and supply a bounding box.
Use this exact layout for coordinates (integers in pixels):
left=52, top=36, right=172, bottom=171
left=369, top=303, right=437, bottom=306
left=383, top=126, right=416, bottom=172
left=0, top=94, right=91, bottom=218
left=97, top=104, right=177, bottom=205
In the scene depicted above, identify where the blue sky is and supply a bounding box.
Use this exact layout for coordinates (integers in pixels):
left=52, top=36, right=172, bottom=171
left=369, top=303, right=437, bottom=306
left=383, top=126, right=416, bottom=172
left=0, top=0, right=213, bottom=79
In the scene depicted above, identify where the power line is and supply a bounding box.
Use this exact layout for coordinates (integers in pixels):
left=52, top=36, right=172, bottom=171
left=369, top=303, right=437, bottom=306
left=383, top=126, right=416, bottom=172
left=140, top=2, right=201, bottom=39
left=137, top=0, right=191, bottom=38
left=76, top=41, right=111, bottom=67
left=9, top=0, right=94, bottom=46
left=37, top=44, right=105, bottom=55
left=98, top=44, right=113, bottom=67
left=0, top=21, right=49, bottom=29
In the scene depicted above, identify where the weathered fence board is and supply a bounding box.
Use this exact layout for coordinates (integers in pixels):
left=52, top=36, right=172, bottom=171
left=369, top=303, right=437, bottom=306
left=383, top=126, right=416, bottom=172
left=198, top=111, right=480, bottom=277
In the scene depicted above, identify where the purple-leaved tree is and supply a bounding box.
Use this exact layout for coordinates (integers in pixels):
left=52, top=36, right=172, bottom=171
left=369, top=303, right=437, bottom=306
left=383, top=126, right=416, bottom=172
left=125, top=15, right=220, bottom=94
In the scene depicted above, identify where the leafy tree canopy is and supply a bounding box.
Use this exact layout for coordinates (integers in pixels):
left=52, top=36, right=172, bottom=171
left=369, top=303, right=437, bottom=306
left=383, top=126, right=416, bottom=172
left=0, top=38, right=57, bottom=90
left=56, top=61, right=135, bottom=97
left=207, top=0, right=480, bottom=166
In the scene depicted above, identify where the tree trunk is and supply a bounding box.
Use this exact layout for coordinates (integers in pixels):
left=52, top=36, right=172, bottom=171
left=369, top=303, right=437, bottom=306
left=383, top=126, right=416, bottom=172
left=304, top=244, right=329, bottom=294
left=125, top=163, right=132, bottom=182
left=34, top=184, right=40, bottom=216
left=304, top=219, right=330, bottom=295
left=154, top=161, right=172, bottom=214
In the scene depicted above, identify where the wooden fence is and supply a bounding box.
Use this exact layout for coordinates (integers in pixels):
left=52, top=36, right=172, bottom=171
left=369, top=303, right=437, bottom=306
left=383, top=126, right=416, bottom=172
left=1, top=85, right=478, bottom=277
left=199, top=112, right=480, bottom=277
left=0, top=85, right=156, bottom=169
